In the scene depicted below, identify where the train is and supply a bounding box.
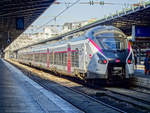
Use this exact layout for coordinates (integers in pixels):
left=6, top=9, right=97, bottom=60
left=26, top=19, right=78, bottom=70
left=14, top=26, right=134, bottom=83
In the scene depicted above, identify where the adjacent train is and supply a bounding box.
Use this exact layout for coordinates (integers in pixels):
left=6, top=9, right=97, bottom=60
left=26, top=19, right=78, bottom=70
left=15, top=26, right=134, bottom=82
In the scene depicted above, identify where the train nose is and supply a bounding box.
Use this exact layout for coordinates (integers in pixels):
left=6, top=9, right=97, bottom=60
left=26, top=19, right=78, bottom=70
left=107, top=60, right=126, bottom=80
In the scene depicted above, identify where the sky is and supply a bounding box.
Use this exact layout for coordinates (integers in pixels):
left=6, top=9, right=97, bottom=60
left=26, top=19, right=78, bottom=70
left=26, top=0, right=146, bottom=33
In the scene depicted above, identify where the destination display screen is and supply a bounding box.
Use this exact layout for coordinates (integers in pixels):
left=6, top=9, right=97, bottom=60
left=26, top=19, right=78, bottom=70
left=135, top=26, right=150, bottom=37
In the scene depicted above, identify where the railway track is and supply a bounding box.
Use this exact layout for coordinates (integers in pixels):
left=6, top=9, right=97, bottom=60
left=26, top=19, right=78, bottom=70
left=32, top=76, right=126, bottom=113
left=97, top=87, right=150, bottom=112
left=7, top=59, right=150, bottom=113
left=69, top=84, right=150, bottom=113
left=130, top=86, right=150, bottom=95
left=23, top=70, right=126, bottom=113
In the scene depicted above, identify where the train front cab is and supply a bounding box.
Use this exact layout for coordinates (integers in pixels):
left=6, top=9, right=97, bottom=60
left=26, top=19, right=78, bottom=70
left=106, top=42, right=134, bottom=81
left=87, top=27, right=134, bottom=82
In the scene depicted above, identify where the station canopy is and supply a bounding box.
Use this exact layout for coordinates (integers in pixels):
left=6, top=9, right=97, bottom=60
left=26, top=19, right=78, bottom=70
left=0, top=0, right=54, bottom=50
left=90, top=2, right=150, bottom=35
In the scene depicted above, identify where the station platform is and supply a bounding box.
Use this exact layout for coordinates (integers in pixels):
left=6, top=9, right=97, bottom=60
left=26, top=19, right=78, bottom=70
left=0, top=59, right=83, bottom=113
left=134, top=64, right=150, bottom=88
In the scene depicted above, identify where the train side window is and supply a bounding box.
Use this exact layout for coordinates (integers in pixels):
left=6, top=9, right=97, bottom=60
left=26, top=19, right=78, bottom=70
left=49, top=52, right=51, bottom=64
left=71, top=52, right=75, bottom=67
left=54, top=53, right=57, bottom=65
left=58, top=53, right=59, bottom=65
left=25, top=54, right=27, bottom=60
left=64, top=53, right=67, bottom=66
left=39, top=54, right=42, bottom=63
left=56, top=53, right=58, bottom=65
left=28, top=54, right=30, bottom=61
left=75, top=51, right=79, bottom=67
left=62, top=53, right=64, bottom=66
left=27, top=54, right=29, bottom=60
left=33, top=54, right=35, bottom=61
left=58, top=53, right=61, bottom=65
left=35, top=54, right=39, bottom=62
left=41, top=54, right=43, bottom=63
left=59, top=53, right=61, bottom=65
left=55, top=53, right=57, bottom=65
left=59, top=53, right=60, bottom=65
left=61, top=53, right=63, bottom=65
left=44, top=53, right=47, bottom=63
left=63, top=53, right=66, bottom=66
left=37, top=53, right=39, bottom=62
left=53, top=53, right=55, bottom=64
left=71, top=50, right=79, bottom=67
left=49, top=52, right=53, bottom=64
left=60, top=53, right=62, bottom=65
left=28, top=54, right=30, bottom=60
left=35, top=54, right=37, bottom=62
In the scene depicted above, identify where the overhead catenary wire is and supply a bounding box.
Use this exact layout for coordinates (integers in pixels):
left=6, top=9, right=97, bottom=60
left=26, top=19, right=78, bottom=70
left=54, top=1, right=143, bottom=6
left=28, top=0, right=143, bottom=33
left=35, top=0, right=81, bottom=32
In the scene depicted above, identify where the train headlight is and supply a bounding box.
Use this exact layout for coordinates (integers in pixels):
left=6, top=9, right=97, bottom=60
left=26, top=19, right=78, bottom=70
left=97, top=53, right=107, bottom=64
left=128, top=59, right=132, bottom=64
left=103, top=60, right=107, bottom=64
left=98, top=59, right=107, bottom=64
left=127, top=53, right=133, bottom=64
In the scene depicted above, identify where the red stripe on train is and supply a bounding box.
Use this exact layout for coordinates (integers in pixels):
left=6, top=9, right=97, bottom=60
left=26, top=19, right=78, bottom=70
left=67, top=47, right=71, bottom=73
left=128, top=42, right=131, bottom=55
left=88, top=38, right=103, bottom=54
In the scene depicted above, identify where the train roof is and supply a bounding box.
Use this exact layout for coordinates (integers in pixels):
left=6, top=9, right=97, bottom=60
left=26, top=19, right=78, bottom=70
left=19, top=25, right=125, bottom=52
left=86, top=26, right=123, bottom=35
left=89, top=25, right=121, bottom=31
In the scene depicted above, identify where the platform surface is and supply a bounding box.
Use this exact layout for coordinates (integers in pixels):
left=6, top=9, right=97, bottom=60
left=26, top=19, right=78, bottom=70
left=134, top=64, right=150, bottom=78
left=133, top=64, right=150, bottom=88
left=0, top=59, right=83, bottom=113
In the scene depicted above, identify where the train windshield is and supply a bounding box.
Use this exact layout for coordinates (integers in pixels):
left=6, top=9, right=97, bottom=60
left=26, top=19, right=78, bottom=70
left=95, top=31, right=127, bottom=51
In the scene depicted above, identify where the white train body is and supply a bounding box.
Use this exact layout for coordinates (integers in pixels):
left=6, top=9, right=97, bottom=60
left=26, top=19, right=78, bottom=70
left=16, top=26, right=134, bottom=81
